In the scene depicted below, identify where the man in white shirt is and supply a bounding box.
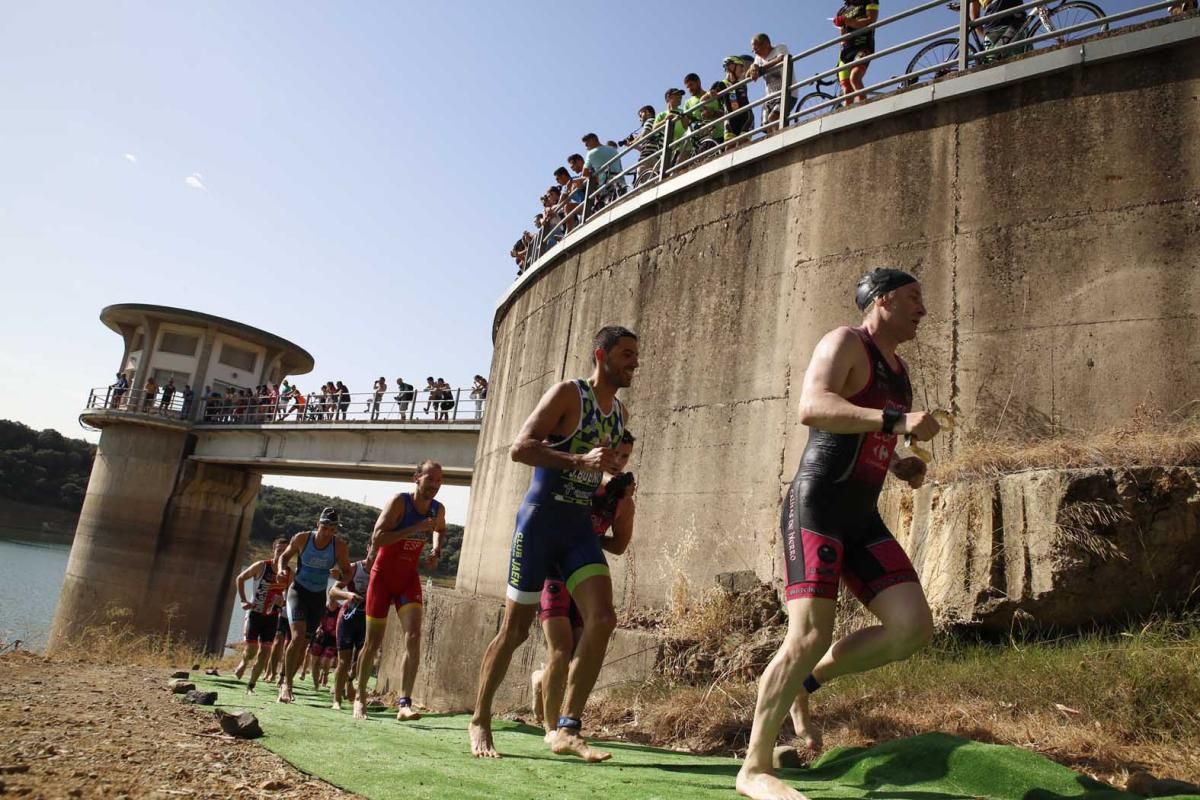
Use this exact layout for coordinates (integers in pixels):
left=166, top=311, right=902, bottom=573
left=748, top=33, right=795, bottom=127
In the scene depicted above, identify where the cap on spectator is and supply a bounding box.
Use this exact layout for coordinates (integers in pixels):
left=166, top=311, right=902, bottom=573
left=318, top=507, right=340, bottom=525
left=664, top=87, right=684, bottom=99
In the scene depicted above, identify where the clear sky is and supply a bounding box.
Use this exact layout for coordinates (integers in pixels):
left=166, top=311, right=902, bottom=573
left=0, top=1, right=1156, bottom=522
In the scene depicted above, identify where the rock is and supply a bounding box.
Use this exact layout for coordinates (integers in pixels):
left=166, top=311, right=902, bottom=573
left=880, top=467, right=1200, bottom=631
left=215, top=710, right=263, bottom=739
left=715, top=570, right=761, bottom=594
left=169, top=671, right=190, bottom=679
left=191, top=664, right=201, bottom=670
left=772, top=746, right=813, bottom=770
left=167, top=680, right=195, bottom=694
left=259, top=779, right=288, bottom=791
left=1127, top=771, right=1200, bottom=797
left=0, top=765, right=30, bottom=774
left=183, top=690, right=217, bottom=706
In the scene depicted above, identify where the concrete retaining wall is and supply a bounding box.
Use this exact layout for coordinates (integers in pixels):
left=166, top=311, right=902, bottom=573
left=460, top=32, right=1200, bottom=609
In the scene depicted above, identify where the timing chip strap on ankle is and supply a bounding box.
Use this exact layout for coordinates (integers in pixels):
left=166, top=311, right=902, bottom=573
left=557, top=715, right=582, bottom=732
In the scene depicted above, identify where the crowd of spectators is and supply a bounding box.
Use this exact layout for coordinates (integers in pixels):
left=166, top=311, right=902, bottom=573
left=103, top=372, right=486, bottom=425
left=510, top=31, right=812, bottom=275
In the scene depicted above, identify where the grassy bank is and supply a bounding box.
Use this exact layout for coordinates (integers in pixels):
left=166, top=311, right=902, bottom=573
left=591, top=618, right=1200, bottom=789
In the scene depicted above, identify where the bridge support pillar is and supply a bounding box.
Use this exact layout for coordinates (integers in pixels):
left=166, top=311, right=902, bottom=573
left=49, top=423, right=260, bottom=654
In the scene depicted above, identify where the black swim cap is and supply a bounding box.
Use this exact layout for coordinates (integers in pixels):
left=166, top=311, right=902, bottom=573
left=855, top=268, right=918, bottom=311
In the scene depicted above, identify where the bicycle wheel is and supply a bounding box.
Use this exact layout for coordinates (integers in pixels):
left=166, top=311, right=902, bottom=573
left=796, top=91, right=837, bottom=122
left=904, top=39, right=971, bottom=86
left=1028, top=1, right=1108, bottom=46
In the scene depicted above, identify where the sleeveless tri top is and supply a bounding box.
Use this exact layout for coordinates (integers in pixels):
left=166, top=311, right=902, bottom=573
left=794, top=326, right=912, bottom=499
left=295, top=531, right=338, bottom=592
left=249, top=560, right=286, bottom=614
left=373, top=493, right=444, bottom=575
left=525, top=379, right=626, bottom=508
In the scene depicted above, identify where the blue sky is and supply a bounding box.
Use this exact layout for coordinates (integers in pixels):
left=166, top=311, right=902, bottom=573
left=0, top=1, right=1156, bottom=521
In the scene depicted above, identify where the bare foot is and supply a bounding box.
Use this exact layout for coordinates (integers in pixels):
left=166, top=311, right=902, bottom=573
left=331, top=699, right=342, bottom=711
left=234, top=662, right=246, bottom=680
left=736, top=766, right=811, bottom=800
left=396, top=705, right=422, bottom=722
left=547, top=728, right=611, bottom=762
left=353, top=700, right=367, bottom=721
left=277, top=684, right=294, bottom=704
left=470, top=719, right=500, bottom=758
left=245, top=682, right=256, bottom=695
left=788, top=691, right=824, bottom=756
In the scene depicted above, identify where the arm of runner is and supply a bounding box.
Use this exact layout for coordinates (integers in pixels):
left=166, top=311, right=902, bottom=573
left=328, top=583, right=360, bottom=603
left=334, top=537, right=353, bottom=580
left=371, top=494, right=435, bottom=548
left=235, top=561, right=265, bottom=608
left=425, top=505, right=448, bottom=570
left=602, top=488, right=637, bottom=556
left=799, top=328, right=939, bottom=438
left=276, top=532, right=305, bottom=579
left=510, top=381, right=618, bottom=472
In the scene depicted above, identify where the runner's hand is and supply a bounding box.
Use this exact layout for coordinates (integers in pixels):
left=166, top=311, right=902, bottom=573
left=241, top=601, right=253, bottom=610
left=414, top=517, right=437, bottom=534
left=891, top=456, right=927, bottom=489
left=899, top=411, right=941, bottom=441
left=578, top=447, right=620, bottom=473
left=424, top=550, right=441, bottom=570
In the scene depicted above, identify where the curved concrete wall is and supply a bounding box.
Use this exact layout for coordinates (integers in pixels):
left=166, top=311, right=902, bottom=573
left=460, top=32, right=1200, bottom=608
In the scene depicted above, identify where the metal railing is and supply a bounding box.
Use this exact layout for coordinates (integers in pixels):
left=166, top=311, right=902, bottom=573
left=84, top=386, right=487, bottom=426
left=515, top=0, right=1187, bottom=273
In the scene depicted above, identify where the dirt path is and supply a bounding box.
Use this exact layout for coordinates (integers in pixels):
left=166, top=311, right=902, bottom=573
left=0, top=652, right=356, bottom=799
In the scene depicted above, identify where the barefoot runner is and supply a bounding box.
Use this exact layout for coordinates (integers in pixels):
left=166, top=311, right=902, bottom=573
left=233, top=537, right=290, bottom=693
left=331, top=546, right=376, bottom=710
left=736, top=268, right=942, bottom=800
left=352, top=462, right=446, bottom=722
left=470, top=325, right=638, bottom=761
left=535, top=430, right=638, bottom=736
left=275, top=508, right=353, bottom=703
left=309, top=595, right=340, bottom=692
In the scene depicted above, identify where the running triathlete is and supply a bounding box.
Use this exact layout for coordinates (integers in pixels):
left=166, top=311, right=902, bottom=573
left=737, top=268, right=941, bottom=800
left=352, top=462, right=446, bottom=722
left=233, top=537, right=290, bottom=693
left=534, top=430, right=638, bottom=736
left=264, top=612, right=291, bottom=684
left=309, top=596, right=340, bottom=692
left=470, top=325, right=638, bottom=761
left=835, top=1, right=880, bottom=104
left=331, top=547, right=376, bottom=710
left=275, top=507, right=353, bottom=703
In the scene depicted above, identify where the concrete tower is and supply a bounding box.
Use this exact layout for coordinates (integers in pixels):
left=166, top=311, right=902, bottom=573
left=50, top=305, right=313, bottom=653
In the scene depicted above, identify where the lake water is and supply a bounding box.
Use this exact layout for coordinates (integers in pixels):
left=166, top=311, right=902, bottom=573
left=0, top=528, right=243, bottom=652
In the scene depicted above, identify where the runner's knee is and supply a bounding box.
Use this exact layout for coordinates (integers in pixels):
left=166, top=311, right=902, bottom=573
left=578, top=604, right=616, bottom=635
left=498, top=616, right=531, bottom=649
left=886, top=609, right=933, bottom=659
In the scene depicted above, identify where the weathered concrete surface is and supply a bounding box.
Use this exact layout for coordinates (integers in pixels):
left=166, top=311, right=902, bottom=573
left=879, top=467, right=1200, bottom=631
left=463, top=33, right=1200, bottom=609
left=375, top=586, right=661, bottom=713
left=50, top=424, right=260, bottom=652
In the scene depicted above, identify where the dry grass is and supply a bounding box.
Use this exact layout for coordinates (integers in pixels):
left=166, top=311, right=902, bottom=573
left=51, top=605, right=231, bottom=669
left=930, top=403, right=1200, bottom=483
left=590, top=618, right=1200, bottom=787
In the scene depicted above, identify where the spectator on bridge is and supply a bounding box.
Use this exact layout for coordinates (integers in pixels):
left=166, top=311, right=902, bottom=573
left=394, top=377, right=415, bottom=420
left=142, top=377, right=158, bottom=412
left=110, top=372, right=129, bottom=408
left=470, top=375, right=488, bottom=420
left=181, top=385, right=194, bottom=420
left=337, top=381, right=351, bottom=421
left=435, top=378, right=456, bottom=421
left=554, top=162, right=586, bottom=232
left=268, top=383, right=281, bottom=420
left=835, top=2, right=879, bottom=103
left=371, top=376, right=387, bottom=421
left=511, top=231, right=531, bottom=274
left=422, top=377, right=437, bottom=416
left=969, top=0, right=1028, bottom=55
left=160, top=379, right=176, bottom=413
left=748, top=33, right=795, bottom=126
left=655, top=88, right=691, bottom=168
left=581, top=133, right=625, bottom=209
left=682, top=74, right=724, bottom=153
left=1170, top=0, right=1197, bottom=14
left=619, top=105, right=661, bottom=185
left=711, top=56, right=754, bottom=145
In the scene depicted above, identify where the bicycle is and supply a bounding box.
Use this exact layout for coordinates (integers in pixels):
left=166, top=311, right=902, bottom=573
left=796, top=75, right=843, bottom=122
left=904, top=0, right=1107, bottom=86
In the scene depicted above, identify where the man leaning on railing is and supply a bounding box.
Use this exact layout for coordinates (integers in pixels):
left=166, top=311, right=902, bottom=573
left=581, top=132, right=625, bottom=211
left=748, top=33, right=794, bottom=126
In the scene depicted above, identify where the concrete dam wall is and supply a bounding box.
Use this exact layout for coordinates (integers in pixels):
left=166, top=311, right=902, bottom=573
left=458, top=28, right=1200, bottom=613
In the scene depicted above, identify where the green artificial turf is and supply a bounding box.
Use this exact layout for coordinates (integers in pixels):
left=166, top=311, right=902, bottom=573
left=192, top=674, right=1193, bottom=800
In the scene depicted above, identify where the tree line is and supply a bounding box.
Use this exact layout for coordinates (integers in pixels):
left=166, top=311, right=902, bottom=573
left=0, top=419, right=463, bottom=577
